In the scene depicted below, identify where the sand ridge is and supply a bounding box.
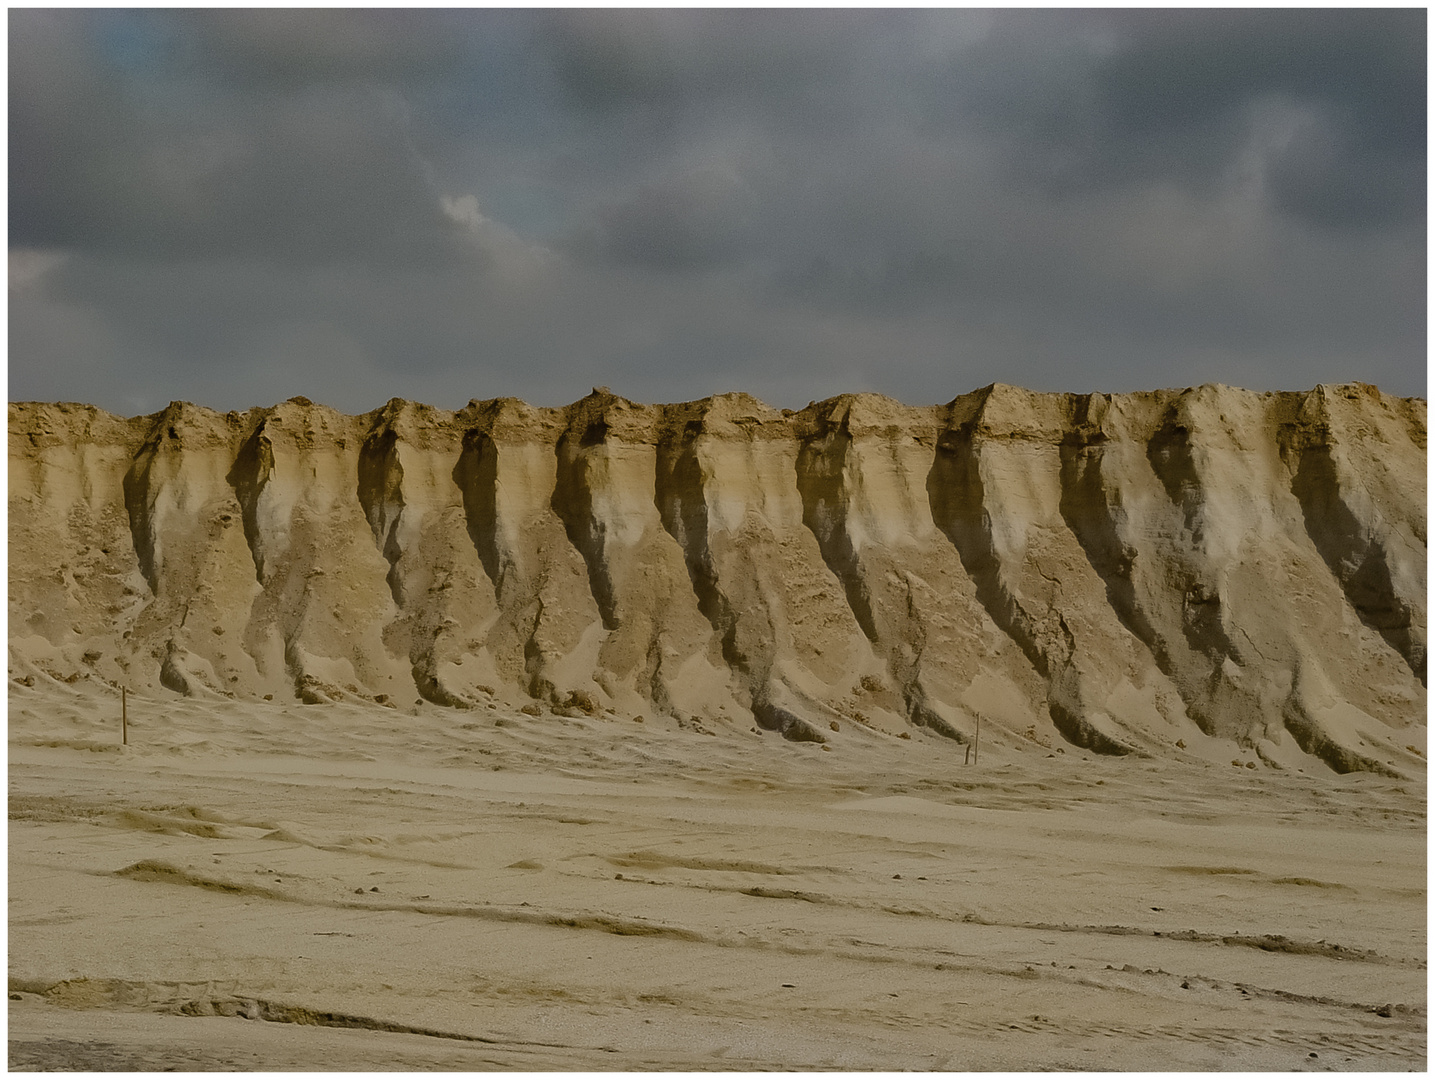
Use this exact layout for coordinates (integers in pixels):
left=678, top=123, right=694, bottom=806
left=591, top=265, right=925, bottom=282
left=9, top=382, right=1425, bottom=773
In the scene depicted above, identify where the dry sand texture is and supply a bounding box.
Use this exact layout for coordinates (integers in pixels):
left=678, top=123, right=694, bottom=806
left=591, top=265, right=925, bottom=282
left=7, top=382, right=1427, bottom=1069
left=9, top=382, right=1425, bottom=766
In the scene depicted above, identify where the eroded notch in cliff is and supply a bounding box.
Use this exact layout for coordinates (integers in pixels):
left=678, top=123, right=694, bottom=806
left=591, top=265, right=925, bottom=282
left=654, top=429, right=741, bottom=670
left=226, top=424, right=275, bottom=585
left=553, top=422, right=620, bottom=631
left=357, top=427, right=406, bottom=607
left=451, top=422, right=553, bottom=701
left=1143, top=418, right=1241, bottom=672
left=453, top=430, right=507, bottom=596
left=926, top=426, right=1029, bottom=668
left=1286, top=440, right=1425, bottom=684
left=1058, top=428, right=1172, bottom=677
left=928, top=422, right=1130, bottom=755
left=795, top=427, right=879, bottom=645
left=121, top=421, right=172, bottom=596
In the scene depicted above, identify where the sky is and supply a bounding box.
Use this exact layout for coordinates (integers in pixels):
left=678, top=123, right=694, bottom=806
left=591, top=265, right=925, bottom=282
left=8, top=8, right=1427, bottom=415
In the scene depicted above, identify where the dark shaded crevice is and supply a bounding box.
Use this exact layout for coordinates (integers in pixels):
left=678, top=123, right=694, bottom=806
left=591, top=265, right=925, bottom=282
left=895, top=580, right=963, bottom=742
left=362, top=421, right=476, bottom=709
left=1057, top=434, right=1222, bottom=740
left=750, top=699, right=827, bottom=743
left=1058, top=439, right=1169, bottom=670
left=890, top=574, right=966, bottom=743
left=411, top=660, right=473, bottom=709
left=226, top=424, right=275, bottom=586
left=520, top=597, right=551, bottom=701
left=452, top=430, right=507, bottom=596
left=905, top=693, right=966, bottom=742
left=655, top=428, right=817, bottom=739
left=452, top=428, right=562, bottom=703
left=927, top=428, right=1047, bottom=680
left=654, top=431, right=745, bottom=675
left=121, top=430, right=166, bottom=596
left=927, top=428, right=1132, bottom=755
left=1139, top=418, right=1274, bottom=742
left=1046, top=698, right=1133, bottom=756
left=357, top=427, right=405, bottom=608
left=552, top=427, right=620, bottom=632
left=1143, top=419, right=1245, bottom=676
left=1288, top=444, right=1424, bottom=685
left=794, top=430, right=879, bottom=645
left=796, top=428, right=963, bottom=742
left=158, top=644, right=192, bottom=696
left=644, top=636, right=673, bottom=716
left=1145, top=421, right=1203, bottom=535
left=285, top=639, right=326, bottom=705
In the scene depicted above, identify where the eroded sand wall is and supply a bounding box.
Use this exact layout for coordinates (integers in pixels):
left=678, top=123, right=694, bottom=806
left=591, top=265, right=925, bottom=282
left=9, top=384, right=1425, bottom=772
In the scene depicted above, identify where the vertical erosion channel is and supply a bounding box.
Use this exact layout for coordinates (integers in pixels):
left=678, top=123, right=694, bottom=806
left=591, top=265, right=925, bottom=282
left=121, top=418, right=171, bottom=596
left=1057, top=423, right=1174, bottom=680
left=1286, top=441, right=1425, bottom=685
left=794, top=427, right=879, bottom=645
left=552, top=419, right=620, bottom=631
left=654, top=425, right=740, bottom=669
left=226, top=423, right=275, bottom=585
left=928, top=422, right=1130, bottom=755
left=453, top=429, right=506, bottom=594
left=357, top=427, right=406, bottom=607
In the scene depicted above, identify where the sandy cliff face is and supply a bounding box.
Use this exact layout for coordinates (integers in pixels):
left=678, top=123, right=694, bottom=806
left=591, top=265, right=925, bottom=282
left=9, top=384, right=1425, bottom=774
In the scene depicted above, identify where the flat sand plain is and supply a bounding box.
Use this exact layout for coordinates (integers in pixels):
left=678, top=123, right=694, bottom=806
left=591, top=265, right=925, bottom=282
left=9, top=680, right=1426, bottom=1070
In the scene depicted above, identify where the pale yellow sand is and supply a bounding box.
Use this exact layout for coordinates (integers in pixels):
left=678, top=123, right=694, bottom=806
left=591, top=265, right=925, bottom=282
left=9, top=679, right=1425, bottom=1070
left=10, top=384, right=1426, bottom=776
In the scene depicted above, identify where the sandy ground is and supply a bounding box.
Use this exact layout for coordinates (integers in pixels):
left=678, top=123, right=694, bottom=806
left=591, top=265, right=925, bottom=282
left=9, top=679, right=1426, bottom=1070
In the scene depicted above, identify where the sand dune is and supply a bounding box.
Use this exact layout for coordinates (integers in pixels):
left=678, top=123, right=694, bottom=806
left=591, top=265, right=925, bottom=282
left=9, top=382, right=1425, bottom=772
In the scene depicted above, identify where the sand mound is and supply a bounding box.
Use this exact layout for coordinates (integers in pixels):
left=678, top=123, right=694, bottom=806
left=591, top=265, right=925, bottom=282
left=9, top=383, right=1424, bottom=774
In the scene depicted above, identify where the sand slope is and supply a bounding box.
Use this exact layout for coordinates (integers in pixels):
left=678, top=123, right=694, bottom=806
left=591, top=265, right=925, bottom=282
left=9, top=383, right=1424, bottom=773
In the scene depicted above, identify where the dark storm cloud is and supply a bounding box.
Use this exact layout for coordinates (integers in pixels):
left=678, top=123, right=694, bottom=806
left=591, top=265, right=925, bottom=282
left=175, top=9, right=476, bottom=86
left=10, top=10, right=458, bottom=263
left=8, top=9, right=1425, bottom=415
left=930, top=8, right=1425, bottom=227
left=1096, top=9, right=1424, bottom=229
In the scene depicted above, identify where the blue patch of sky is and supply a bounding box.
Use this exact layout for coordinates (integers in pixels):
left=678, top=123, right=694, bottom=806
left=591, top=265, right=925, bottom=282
left=88, top=10, right=173, bottom=77
left=416, top=22, right=598, bottom=242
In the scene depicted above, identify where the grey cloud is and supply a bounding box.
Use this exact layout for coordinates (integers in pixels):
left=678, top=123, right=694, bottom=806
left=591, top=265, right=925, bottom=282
left=570, top=165, right=760, bottom=272
left=10, top=11, right=143, bottom=249
left=931, top=9, right=1424, bottom=230
left=539, top=9, right=893, bottom=115
left=7, top=9, right=1426, bottom=413
left=10, top=9, right=461, bottom=263
left=1264, top=111, right=1425, bottom=230
left=1095, top=9, right=1425, bottom=229
left=174, top=9, right=476, bottom=88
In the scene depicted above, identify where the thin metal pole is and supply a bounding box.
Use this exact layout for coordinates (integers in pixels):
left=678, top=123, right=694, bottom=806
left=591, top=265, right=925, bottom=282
left=122, top=687, right=128, bottom=746
left=974, top=713, right=980, bottom=765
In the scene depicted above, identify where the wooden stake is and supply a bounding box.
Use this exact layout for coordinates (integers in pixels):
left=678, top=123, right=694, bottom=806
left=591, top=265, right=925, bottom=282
left=122, top=686, right=128, bottom=746
left=974, top=713, right=980, bottom=765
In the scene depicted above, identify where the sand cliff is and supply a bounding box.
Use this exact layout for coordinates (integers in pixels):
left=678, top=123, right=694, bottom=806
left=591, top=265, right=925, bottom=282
left=8, top=383, right=1425, bottom=775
